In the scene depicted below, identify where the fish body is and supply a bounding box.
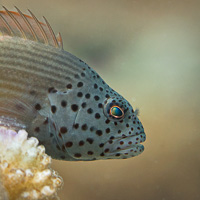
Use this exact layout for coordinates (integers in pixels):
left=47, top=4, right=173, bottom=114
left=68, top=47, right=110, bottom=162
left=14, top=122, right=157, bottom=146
left=0, top=7, right=146, bottom=161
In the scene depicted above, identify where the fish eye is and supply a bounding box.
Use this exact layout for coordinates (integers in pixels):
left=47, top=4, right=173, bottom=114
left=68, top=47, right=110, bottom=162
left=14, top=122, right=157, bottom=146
left=110, top=106, right=124, bottom=118
left=103, top=98, right=125, bottom=121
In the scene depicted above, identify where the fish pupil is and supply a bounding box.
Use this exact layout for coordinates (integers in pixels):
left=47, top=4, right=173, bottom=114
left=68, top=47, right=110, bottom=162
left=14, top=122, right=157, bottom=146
left=110, top=106, right=123, bottom=118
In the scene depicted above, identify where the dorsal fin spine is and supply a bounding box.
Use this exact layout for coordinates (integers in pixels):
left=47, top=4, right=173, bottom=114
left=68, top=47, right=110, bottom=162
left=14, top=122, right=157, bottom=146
left=28, top=9, right=49, bottom=45
left=57, top=32, right=63, bottom=50
left=43, top=16, right=59, bottom=48
left=0, top=7, right=64, bottom=49
left=14, top=6, right=38, bottom=42
left=3, top=6, right=27, bottom=39
left=0, top=11, right=14, bottom=36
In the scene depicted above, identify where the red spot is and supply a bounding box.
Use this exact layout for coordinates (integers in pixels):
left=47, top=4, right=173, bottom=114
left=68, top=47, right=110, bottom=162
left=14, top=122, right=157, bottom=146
left=65, top=142, right=73, bottom=148
left=104, top=148, right=109, bottom=153
left=74, top=153, right=82, bottom=158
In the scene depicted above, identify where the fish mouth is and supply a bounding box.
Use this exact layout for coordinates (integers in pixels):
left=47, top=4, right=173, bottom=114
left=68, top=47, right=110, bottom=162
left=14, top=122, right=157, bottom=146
left=103, top=132, right=146, bottom=158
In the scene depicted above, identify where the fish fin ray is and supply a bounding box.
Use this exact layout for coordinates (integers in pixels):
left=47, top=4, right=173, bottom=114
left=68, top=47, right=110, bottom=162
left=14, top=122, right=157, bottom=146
left=0, top=6, right=63, bottom=48
left=2, top=6, right=27, bottom=39
left=0, top=97, right=36, bottom=123
left=0, top=11, right=14, bottom=36
left=14, top=6, right=38, bottom=42
left=27, top=9, right=49, bottom=45
left=43, top=16, right=59, bottom=48
left=57, top=32, right=63, bottom=49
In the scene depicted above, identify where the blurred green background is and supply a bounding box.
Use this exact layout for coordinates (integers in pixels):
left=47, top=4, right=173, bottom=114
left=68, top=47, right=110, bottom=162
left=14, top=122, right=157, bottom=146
left=1, top=0, right=200, bottom=199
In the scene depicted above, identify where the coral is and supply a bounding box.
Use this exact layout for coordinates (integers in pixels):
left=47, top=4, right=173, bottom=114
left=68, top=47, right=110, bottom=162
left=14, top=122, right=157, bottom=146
left=0, top=127, right=63, bottom=200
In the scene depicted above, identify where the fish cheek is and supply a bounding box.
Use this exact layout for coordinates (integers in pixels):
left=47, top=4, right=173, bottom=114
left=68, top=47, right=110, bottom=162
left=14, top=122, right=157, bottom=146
left=65, top=123, right=96, bottom=160
left=47, top=91, right=84, bottom=160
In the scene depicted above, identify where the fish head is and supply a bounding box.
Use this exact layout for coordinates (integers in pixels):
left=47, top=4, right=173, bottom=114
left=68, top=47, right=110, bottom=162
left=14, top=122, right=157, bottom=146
left=47, top=76, right=146, bottom=161
left=67, top=93, right=145, bottom=161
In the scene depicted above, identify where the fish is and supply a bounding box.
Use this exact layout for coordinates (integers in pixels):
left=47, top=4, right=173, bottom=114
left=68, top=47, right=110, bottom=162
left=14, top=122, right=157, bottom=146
left=0, top=6, right=146, bottom=161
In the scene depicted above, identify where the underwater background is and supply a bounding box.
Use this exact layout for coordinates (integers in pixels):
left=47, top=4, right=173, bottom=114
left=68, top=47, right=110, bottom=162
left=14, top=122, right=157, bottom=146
left=0, top=0, right=199, bottom=200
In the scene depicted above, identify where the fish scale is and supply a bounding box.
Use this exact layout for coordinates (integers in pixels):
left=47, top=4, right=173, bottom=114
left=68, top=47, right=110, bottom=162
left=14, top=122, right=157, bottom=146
left=0, top=7, right=146, bottom=161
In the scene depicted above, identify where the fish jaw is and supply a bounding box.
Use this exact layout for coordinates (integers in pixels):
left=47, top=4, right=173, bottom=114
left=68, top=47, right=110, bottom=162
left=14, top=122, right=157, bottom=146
left=103, top=132, right=146, bottom=159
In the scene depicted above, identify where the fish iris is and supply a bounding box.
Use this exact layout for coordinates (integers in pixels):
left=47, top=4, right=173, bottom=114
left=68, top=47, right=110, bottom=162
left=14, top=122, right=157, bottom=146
left=110, top=106, right=124, bottom=118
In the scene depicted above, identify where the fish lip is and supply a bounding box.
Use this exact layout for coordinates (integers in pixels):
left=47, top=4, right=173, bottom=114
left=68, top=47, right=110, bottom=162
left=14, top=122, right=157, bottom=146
left=117, top=132, right=145, bottom=142
left=104, top=131, right=146, bottom=154
left=111, top=131, right=146, bottom=144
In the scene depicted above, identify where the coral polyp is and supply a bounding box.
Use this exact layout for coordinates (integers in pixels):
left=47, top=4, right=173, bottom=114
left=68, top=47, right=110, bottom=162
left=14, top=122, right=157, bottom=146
left=0, top=127, right=63, bottom=200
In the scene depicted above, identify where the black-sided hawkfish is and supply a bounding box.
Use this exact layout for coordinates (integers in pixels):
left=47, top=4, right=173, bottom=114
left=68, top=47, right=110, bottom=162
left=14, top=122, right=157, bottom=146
left=0, top=7, right=146, bottom=161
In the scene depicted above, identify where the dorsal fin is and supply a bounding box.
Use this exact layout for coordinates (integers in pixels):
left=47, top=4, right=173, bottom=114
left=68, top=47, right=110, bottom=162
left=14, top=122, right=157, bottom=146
left=57, top=32, right=63, bottom=49
left=0, top=6, right=63, bottom=49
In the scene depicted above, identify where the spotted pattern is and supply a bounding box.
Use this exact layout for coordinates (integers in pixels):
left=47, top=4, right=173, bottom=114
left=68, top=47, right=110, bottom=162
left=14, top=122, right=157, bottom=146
left=71, top=104, right=78, bottom=112
left=65, top=142, right=73, bottom=148
left=51, top=105, right=57, bottom=113
left=29, top=55, right=146, bottom=161
left=87, top=138, right=94, bottom=144
left=60, top=127, right=67, bottom=134
left=79, top=141, right=84, bottom=146
left=66, top=84, right=72, bottom=89
left=35, top=103, right=41, bottom=110
left=34, top=127, right=40, bottom=132
left=61, top=100, right=67, bottom=107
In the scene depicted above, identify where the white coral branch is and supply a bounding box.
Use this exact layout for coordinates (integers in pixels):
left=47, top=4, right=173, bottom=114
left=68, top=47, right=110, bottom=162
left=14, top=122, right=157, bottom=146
left=0, top=127, right=63, bottom=200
